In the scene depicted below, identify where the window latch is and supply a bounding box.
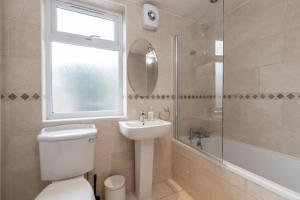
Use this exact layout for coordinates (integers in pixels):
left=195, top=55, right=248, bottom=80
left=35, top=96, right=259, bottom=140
left=86, top=35, right=101, bottom=40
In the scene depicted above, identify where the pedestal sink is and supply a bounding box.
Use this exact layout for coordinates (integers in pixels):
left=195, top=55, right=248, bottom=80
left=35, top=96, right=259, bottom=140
left=118, top=120, right=172, bottom=200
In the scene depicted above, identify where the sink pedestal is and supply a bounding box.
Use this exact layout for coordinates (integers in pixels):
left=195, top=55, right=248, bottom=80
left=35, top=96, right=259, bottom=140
left=135, top=139, right=154, bottom=200
left=118, top=120, right=172, bottom=200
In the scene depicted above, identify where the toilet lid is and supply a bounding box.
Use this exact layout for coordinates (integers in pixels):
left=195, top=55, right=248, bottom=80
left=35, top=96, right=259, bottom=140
left=35, top=176, right=95, bottom=200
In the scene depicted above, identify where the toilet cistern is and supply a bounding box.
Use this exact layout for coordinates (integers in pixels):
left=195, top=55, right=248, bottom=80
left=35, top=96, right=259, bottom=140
left=36, top=124, right=98, bottom=200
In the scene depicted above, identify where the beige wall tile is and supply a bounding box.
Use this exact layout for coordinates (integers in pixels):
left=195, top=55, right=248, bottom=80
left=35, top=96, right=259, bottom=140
left=4, top=135, right=39, bottom=170
left=224, top=119, right=300, bottom=158
left=224, top=0, right=260, bottom=50
left=225, top=33, right=283, bottom=70
left=277, top=130, right=300, bottom=157
left=224, top=0, right=300, bottom=159
left=224, top=99, right=284, bottom=131
left=282, top=100, right=300, bottom=133
left=257, top=0, right=286, bottom=38
left=253, top=34, right=283, bottom=67
left=3, top=166, right=47, bottom=200
left=4, top=20, right=40, bottom=58
left=283, top=26, right=300, bottom=62
left=223, top=97, right=296, bottom=155
left=241, top=100, right=284, bottom=130
left=224, top=68, right=260, bottom=94
left=3, top=57, right=41, bottom=93
left=224, top=40, right=256, bottom=70
left=3, top=0, right=40, bottom=25
left=260, top=61, right=300, bottom=93
left=3, top=101, right=42, bottom=136
left=283, top=0, right=300, bottom=29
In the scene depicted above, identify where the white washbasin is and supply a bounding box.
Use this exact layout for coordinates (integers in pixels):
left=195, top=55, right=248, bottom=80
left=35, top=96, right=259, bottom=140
left=118, top=119, right=172, bottom=200
left=118, top=120, right=171, bottom=140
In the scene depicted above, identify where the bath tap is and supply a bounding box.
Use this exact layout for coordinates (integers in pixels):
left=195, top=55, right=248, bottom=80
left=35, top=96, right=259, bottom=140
left=196, top=140, right=203, bottom=150
left=189, top=127, right=210, bottom=150
left=189, top=127, right=210, bottom=140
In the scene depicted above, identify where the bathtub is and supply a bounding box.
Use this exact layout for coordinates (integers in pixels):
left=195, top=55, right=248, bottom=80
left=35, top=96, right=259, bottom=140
left=178, top=135, right=300, bottom=199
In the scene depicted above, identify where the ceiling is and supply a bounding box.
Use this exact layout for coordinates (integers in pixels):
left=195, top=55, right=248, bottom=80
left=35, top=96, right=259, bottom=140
left=136, top=0, right=249, bottom=23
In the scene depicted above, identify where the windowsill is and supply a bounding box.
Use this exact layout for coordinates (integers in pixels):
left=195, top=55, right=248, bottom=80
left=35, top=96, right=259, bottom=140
left=43, top=115, right=127, bottom=123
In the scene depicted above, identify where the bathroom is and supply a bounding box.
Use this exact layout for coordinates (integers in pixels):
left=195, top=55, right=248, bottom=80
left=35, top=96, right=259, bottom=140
left=0, top=0, right=300, bottom=199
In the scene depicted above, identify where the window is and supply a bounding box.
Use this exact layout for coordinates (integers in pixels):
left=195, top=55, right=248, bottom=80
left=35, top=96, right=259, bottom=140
left=43, top=0, right=125, bottom=120
left=214, top=40, right=223, bottom=115
left=214, top=62, right=223, bottom=112
left=215, top=40, right=223, bottom=56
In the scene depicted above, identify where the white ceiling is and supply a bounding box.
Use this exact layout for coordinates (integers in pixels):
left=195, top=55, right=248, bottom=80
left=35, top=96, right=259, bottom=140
left=136, top=0, right=249, bottom=23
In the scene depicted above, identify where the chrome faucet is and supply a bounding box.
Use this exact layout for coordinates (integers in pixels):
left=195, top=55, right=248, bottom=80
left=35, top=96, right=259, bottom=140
left=189, top=127, right=210, bottom=140
left=189, top=127, right=210, bottom=150
left=139, top=111, right=145, bottom=125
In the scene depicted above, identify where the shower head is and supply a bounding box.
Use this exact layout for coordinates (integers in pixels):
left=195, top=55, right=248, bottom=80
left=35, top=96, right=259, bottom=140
left=200, top=24, right=209, bottom=32
left=210, top=0, right=218, bottom=3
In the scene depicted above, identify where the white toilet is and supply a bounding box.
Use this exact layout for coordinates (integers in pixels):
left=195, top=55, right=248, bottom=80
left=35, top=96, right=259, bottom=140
left=35, top=124, right=98, bottom=200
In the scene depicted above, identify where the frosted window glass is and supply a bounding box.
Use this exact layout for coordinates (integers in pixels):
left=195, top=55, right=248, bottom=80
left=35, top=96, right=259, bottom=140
left=215, top=62, right=223, bottom=110
left=51, top=42, right=120, bottom=113
left=215, top=40, right=223, bottom=56
left=57, top=8, right=115, bottom=41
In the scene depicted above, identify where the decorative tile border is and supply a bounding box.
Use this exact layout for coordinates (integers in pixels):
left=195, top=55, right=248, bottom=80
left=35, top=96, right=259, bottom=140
left=127, top=94, right=176, bottom=100
left=177, top=95, right=219, bottom=99
left=2, top=92, right=300, bottom=101
left=223, top=93, right=300, bottom=100
left=128, top=92, right=300, bottom=100
left=1, top=93, right=41, bottom=101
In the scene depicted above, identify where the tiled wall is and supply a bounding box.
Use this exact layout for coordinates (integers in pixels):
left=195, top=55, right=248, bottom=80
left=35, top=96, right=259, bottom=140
left=223, top=0, right=300, bottom=158
left=0, top=0, right=193, bottom=199
left=175, top=0, right=300, bottom=159
left=172, top=141, right=287, bottom=200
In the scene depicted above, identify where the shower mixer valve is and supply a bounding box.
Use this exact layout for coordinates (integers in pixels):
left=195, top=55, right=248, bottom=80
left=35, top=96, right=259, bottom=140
left=189, top=127, right=210, bottom=140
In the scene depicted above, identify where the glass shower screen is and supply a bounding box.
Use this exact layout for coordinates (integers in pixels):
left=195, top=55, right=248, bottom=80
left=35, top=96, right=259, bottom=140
left=174, top=0, right=224, bottom=160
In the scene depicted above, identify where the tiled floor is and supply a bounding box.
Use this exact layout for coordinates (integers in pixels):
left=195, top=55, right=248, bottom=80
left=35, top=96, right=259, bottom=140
left=127, top=179, right=194, bottom=200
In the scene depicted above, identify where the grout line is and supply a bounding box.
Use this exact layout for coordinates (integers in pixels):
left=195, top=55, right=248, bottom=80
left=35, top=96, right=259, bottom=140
left=159, top=192, right=175, bottom=200
left=166, top=179, right=183, bottom=193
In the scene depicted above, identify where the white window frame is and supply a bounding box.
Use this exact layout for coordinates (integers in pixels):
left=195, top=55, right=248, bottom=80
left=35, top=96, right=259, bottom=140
left=42, top=0, right=125, bottom=121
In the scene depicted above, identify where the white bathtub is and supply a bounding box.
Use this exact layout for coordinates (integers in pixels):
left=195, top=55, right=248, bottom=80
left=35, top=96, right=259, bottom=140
left=178, top=135, right=300, bottom=198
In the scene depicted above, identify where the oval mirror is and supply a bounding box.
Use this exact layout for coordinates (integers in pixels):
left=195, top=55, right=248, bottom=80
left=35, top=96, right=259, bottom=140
left=128, top=39, right=158, bottom=96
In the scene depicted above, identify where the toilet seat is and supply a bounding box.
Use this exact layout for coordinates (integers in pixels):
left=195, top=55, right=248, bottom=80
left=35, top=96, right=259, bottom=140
left=35, top=176, right=95, bottom=200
